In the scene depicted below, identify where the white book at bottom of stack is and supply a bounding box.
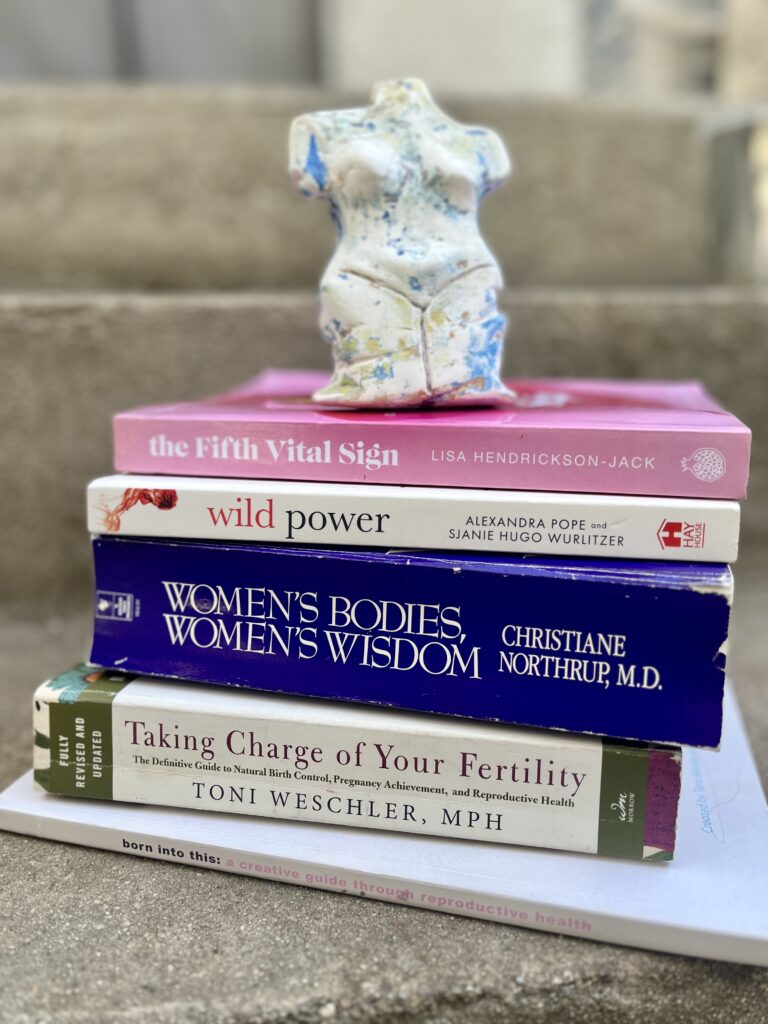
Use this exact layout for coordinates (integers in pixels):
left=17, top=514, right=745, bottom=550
left=1, top=683, right=766, bottom=966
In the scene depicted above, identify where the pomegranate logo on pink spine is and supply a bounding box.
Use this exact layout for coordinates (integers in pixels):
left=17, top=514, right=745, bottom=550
left=681, top=448, right=726, bottom=483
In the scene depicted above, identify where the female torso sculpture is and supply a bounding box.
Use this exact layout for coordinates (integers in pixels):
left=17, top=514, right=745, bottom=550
left=290, top=78, right=511, bottom=407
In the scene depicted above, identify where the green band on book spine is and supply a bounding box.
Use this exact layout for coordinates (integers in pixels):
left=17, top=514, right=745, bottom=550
left=49, top=696, right=115, bottom=799
left=597, top=745, right=648, bottom=859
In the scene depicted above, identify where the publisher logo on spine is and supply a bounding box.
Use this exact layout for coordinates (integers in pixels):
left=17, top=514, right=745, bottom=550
left=610, top=791, right=635, bottom=824
left=656, top=520, right=706, bottom=550
left=681, top=448, right=726, bottom=483
left=95, top=591, right=135, bottom=621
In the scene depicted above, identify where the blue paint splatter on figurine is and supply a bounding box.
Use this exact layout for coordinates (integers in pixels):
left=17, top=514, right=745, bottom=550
left=289, top=78, right=513, bottom=407
left=304, top=134, right=327, bottom=191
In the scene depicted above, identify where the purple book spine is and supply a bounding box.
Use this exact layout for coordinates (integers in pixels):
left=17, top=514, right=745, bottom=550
left=89, top=538, right=732, bottom=747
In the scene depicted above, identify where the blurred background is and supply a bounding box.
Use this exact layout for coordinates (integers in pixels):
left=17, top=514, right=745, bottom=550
left=1, top=0, right=767, bottom=620
left=1, top=7, right=767, bottom=1014
left=0, top=0, right=757, bottom=96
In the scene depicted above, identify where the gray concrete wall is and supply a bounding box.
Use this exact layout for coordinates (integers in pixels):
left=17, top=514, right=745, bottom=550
left=0, top=0, right=318, bottom=82
left=0, top=87, right=723, bottom=290
left=1, top=85, right=766, bottom=1022
left=320, top=0, right=583, bottom=95
left=2, top=287, right=764, bottom=612
left=720, top=0, right=768, bottom=99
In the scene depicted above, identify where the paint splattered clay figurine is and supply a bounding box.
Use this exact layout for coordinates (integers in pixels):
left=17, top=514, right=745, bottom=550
left=289, top=78, right=512, bottom=407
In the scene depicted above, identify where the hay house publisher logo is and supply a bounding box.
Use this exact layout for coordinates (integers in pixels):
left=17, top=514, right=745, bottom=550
left=681, top=447, right=726, bottom=483
left=656, top=520, right=706, bottom=550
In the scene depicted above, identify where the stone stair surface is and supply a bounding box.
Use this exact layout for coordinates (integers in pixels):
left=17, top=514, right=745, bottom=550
left=1, top=560, right=766, bottom=1024
left=1, top=287, right=765, bottom=612
left=2, top=87, right=767, bottom=1023
left=0, top=86, right=749, bottom=290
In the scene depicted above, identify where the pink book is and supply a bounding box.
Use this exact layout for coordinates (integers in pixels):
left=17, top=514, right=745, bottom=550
left=113, top=370, right=751, bottom=498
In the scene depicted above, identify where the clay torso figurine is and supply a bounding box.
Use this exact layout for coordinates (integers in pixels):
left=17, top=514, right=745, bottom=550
left=290, top=78, right=512, bottom=407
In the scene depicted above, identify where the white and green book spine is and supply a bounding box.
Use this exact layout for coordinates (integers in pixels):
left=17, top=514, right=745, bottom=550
left=34, top=666, right=682, bottom=861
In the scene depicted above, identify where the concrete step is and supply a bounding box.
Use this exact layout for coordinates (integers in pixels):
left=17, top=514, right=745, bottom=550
left=1, top=587, right=766, bottom=1022
left=0, top=87, right=736, bottom=289
left=1, top=287, right=765, bottom=610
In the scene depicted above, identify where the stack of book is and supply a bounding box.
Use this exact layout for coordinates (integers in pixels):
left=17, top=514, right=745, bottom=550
left=6, top=369, right=767, bottom=961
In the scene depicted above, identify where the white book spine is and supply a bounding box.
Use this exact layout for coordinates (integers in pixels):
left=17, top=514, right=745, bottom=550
left=87, top=474, right=740, bottom=562
left=33, top=671, right=680, bottom=860
left=2, top=751, right=765, bottom=965
left=0, top=797, right=678, bottom=957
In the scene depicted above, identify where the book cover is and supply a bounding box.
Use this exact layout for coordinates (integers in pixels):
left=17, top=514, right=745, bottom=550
left=3, top=685, right=766, bottom=965
left=33, top=665, right=681, bottom=861
left=88, top=474, right=741, bottom=563
left=89, top=537, right=733, bottom=747
left=112, top=370, right=751, bottom=499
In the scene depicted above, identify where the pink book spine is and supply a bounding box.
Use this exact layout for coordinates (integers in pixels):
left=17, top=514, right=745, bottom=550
left=114, top=417, right=750, bottom=498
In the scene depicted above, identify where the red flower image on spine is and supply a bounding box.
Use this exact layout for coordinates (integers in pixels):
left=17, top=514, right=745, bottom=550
left=104, top=488, right=178, bottom=532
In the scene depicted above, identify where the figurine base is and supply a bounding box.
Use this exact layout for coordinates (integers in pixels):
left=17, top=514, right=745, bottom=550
left=312, top=374, right=516, bottom=409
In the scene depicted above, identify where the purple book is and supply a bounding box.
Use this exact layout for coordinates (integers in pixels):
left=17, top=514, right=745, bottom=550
left=90, top=537, right=732, bottom=747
